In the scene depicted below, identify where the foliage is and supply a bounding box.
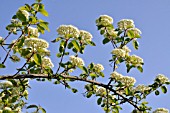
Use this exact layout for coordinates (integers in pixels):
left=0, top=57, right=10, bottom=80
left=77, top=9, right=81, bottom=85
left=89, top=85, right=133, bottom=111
left=0, top=1, right=169, bottom=113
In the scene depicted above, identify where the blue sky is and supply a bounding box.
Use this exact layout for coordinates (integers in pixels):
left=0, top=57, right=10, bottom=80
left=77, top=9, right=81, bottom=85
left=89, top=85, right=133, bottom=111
left=0, top=0, right=170, bottom=113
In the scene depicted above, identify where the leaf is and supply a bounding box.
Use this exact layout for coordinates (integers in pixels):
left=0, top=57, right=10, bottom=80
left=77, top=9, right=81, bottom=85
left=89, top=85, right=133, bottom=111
left=102, top=38, right=110, bottom=44
left=38, top=22, right=50, bottom=31
left=39, top=9, right=48, bottom=16
left=56, top=53, right=62, bottom=58
left=78, top=66, right=88, bottom=74
left=127, top=30, right=135, bottom=38
left=100, top=30, right=105, bottom=35
left=39, top=107, right=46, bottom=113
left=72, top=88, right=78, bottom=93
left=132, top=40, right=139, bottom=50
left=33, top=54, right=42, bottom=65
left=0, top=63, right=6, bottom=68
left=155, top=90, right=159, bottom=95
left=161, top=86, right=167, bottom=94
left=27, top=104, right=38, bottom=109
left=87, top=41, right=96, bottom=46
left=99, top=72, right=104, bottom=77
left=16, top=10, right=27, bottom=22
left=72, top=40, right=80, bottom=52
left=137, top=66, right=143, bottom=73
left=51, top=37, right=61, bottom=43
left=67, top=41, right=73, bottom=49
left=97, top=97, right=102, bottom=105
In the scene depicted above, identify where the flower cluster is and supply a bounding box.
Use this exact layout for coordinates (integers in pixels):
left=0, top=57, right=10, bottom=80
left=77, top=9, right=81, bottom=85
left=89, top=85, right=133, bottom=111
left=127, top=28, right=142, bottom=37
left=155, top=74, right=169, bottom=84
left=0, top=81, right=13, bottom=89
left=42, top=57, right=54, bottom=68
left=122, top=45, right=131, bottom=55
left=96, top=87, right=106, bottom=96
left=107, top=29, right=118, bottom=37
left=24, top=38, right=49, bottom=49
left=96, top=15, right=113, bottom=26
left=70, top=55, right=84, bottom=66
left=129, top=55, right=143, bottom=66
left=57, top=25, right=80, bottom=38
left=93, top=64, right=104, bottom=72
left=111, top=71, right=136, bottom=86
left=28, top=26, right=39, bottom=37
left=117, top=19, right=134, bottom=30
left=153, top=108, right=169, bottom=113
left=135, top=84, right=151, bottom=93
left=111, top=48, right=126, bottom=58
left=79, top=30, right=93, bottom=43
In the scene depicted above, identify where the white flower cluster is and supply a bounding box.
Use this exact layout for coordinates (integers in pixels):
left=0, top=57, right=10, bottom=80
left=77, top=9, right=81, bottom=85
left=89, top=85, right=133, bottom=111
left=20, top=10, right=29, bottom=20
left=117, top=19, right=134, bottom=30
left=57, top=25, right=80, bottom=38
left=129, top=55, right=143, bottom=66
left=0, top=81, right=13, bottom=89
left=111, top=48, right=126, bottom=58
left=70, top=55, right=84, bottom=66
left=3, top=107, right=12, bottom=111
left=111, top=71, right=136, bottom=86
left=96, top=15, right=113, bottom=26
left=93, top=64, right=104, bottom=72
left=79, top=30, right=93, bottom=43
left=24, top=38, right=49, bottom=49
left=127, top=28, right=142, bottom=36
left=155, top=74, right=169, bottom=84
left=122, top=45, right=131, bottom=56
left=107, top=29, right=118, bottom=37
left=42, top=57, right=54, bottom=68
left=28, top=26, right=39, bottom=37
left=96, top=87, right=106, bottom=96
left=153, top=108, right=169, bottom=113
left=135, top=84, right=151, bottom=93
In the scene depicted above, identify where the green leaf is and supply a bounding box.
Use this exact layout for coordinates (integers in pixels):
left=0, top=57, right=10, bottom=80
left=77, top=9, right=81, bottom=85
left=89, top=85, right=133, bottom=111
left=127, top=30, right=135, bottom=38
left=39, top=9, right=48, bottom=16
left=155, top=90, right=159, bottom=95
left=37, top=24, right=45, bottom=34
left=27, top=104, right=38, bottom=109
left=38, top=22, right=49, bottom=31
left=99, top=72, right=104, bottom=77
left=39, top=107, right=46, bottom=113
left=56, top=53, right=62, bottom=58
left=132, top=40, right=139, bottom=50
left=51, top=37, right=62, bottom=43
left=72, top=40, right=80, bottom=52
left=67, top=41, right=73, bottom=49
left=102, top=38, right=110, bottom=44
left=97, top=97, right=102, bottom=105
left=90, top=73, right=97, bottom=79
left=16, top=10, right=27, bottom=22
left=72, top=88, right=78, bottom=93
left=161, top=86, right=167, bottom=94
left=87, top=41, right=96, bottom=46
left=33, top=54, right=42, bottom=65
left=78, top=66, right=88, bottom=74
left=100, top=30, right=105, bottom=35
left=0, top=63, right=6, bottom=68
left=137, top=66, right=143, bottom=73
left=86, top=91, right=93, bottom=98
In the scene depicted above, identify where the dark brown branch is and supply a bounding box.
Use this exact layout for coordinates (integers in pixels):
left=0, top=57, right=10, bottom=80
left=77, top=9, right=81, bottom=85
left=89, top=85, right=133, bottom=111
left=0, top=74, right=140, bottom=111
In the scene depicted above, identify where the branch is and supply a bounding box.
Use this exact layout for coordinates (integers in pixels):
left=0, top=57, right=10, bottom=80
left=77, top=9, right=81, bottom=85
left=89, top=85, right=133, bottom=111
left=0, top=74, right=140, bottom=111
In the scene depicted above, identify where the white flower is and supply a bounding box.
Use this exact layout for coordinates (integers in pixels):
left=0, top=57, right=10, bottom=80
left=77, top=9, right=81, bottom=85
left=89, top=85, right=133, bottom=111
left=4, top=107, right=12, bottom=111
left=21, top=10, right=29, bottom=20
left=122, top=45, right=131, bottom=54
left=42, top=57, right=54, bottom=68
left=93, top=64, right=104, bottom=72
left=11, top=19, right=19, bottom=24
left=15, top=107, right=21, bottom=112
left=24, top=38, right=49, bottom=49
left=127, top=28, right=142, bottom=38
left=96, top=87, right=106, bottom=96
left=79, top=30, right=93, bottom=43
left=28, top=26, right=39, bottom=37
left=118, top=19, right=134, bottom=30
left=135, top=84, right=151, bottom=93
left=0, top=81, right=13, bottom=88
left=57, top=25, right=80, bottom=38
left=129, top=55, right=143, bottom=66
left=96, top=15, right=113, bottom=26
left=107, top=29, right=118, bottom=37
left=153, top=108, right=169, bottom=113
left=70, top=55, right=84, bottom=66
left=121, top=76, right=136, bottom=86
left=155, top=74, right=169, bottom=84
left=111, top=48, right=126, bottom=58
left=110, top=71, right=123, bottom=81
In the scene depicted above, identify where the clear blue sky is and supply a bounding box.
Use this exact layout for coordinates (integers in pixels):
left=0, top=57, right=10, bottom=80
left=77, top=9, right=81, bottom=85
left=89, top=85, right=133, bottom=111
left=0, top=0, right=170, bottom=113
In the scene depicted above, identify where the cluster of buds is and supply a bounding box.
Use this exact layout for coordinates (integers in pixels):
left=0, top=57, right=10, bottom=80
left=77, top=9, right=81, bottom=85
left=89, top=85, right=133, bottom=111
left=153, top=108, right=169, bottom=113
left=117, top=19, right=134, bottom=30
left=93, top=64, right=104, bottom=73
left=128, top=55, right=143, bottom=67
left=135, top=84, right=151, bottom=93
left=42, top=57, right=54, bottom=68
left=79, top=30, right=93, bottom=44
left=96, top=15, right=113, bottom=26
left=28, top=26, right=39, bottom=38
left=155, top=74, right=169, bottom=84
left=111, top=48, right=126, bottom=58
